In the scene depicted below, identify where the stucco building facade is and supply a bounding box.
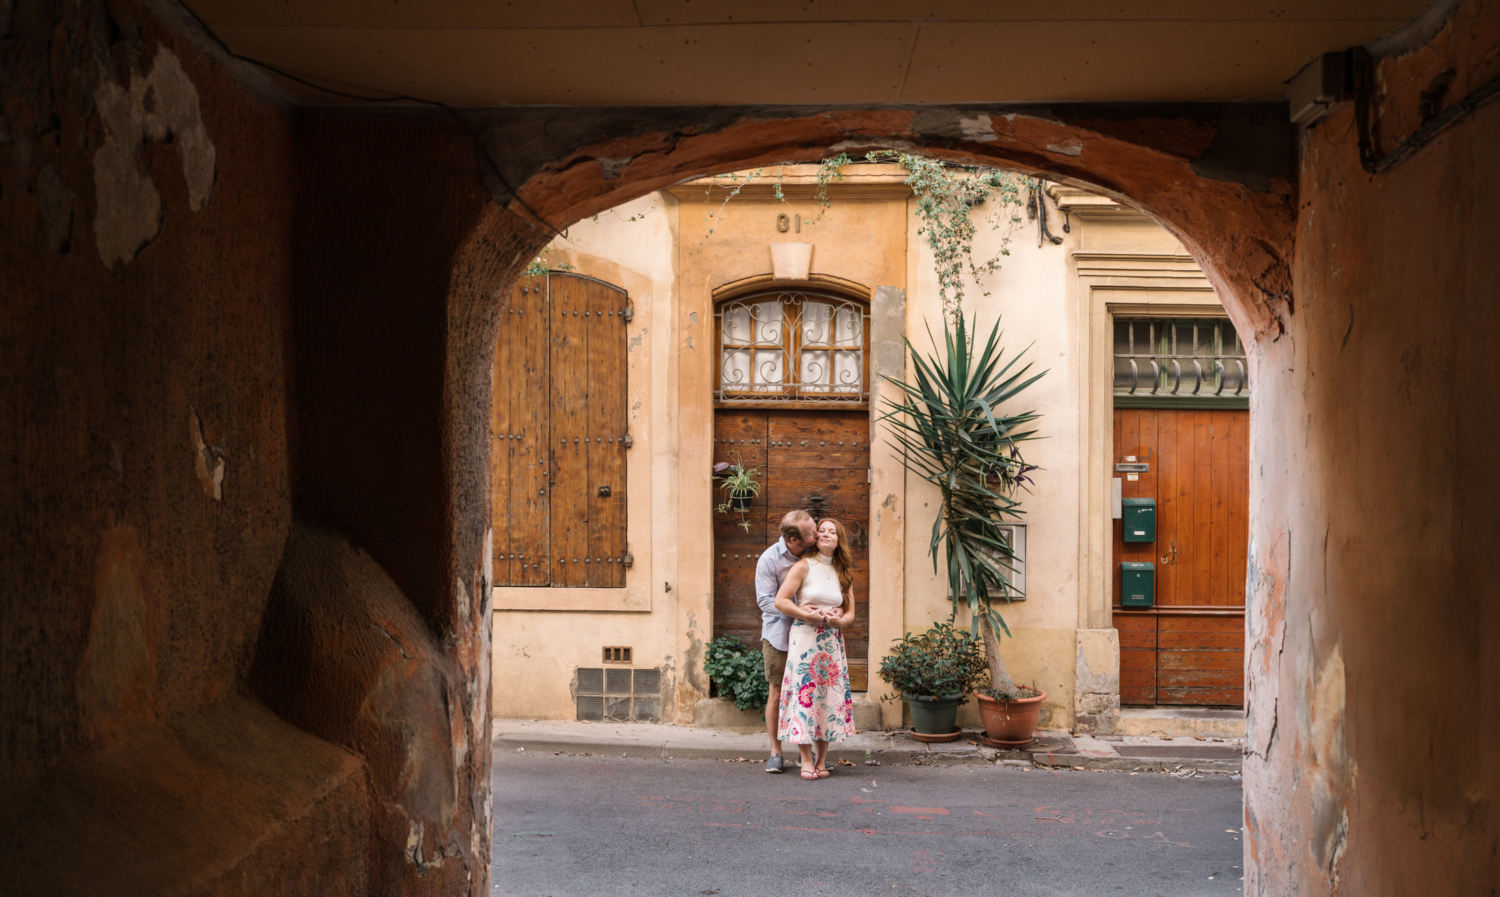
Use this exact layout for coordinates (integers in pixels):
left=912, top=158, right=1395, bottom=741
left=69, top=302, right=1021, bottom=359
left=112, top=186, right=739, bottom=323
left=491, top=166, right=1246, bottom=735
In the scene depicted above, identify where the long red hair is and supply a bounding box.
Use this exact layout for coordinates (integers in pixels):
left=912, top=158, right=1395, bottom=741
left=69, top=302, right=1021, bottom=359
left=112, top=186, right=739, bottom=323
left=815, top=518, right=855, bottom=601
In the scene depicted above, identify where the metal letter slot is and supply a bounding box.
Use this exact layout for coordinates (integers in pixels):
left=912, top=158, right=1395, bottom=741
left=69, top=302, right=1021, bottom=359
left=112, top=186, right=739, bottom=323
left=1115, top=462, right=1150, bottom=472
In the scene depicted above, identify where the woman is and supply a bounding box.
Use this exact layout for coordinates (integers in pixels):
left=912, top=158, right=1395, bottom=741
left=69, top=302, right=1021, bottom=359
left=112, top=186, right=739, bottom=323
left=773, top=517, right=857, bottom=780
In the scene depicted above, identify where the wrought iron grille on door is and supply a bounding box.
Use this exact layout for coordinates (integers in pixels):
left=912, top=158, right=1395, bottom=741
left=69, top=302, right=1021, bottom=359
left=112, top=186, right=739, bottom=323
left=1113, top=318, right=1248, bottom=400
left=715, top=289, right=869, bottom=403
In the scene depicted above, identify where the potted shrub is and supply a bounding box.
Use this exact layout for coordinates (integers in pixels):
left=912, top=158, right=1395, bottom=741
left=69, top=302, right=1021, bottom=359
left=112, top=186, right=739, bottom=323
left=877, top=622, right=988, bottom=742
left=975, top=680, right=1046, bottom=747
left=880, top=312, right=1049, bottom=747
left=713, top=455, right=761, bottom=530
left=703, top=634, right=769, bottom=714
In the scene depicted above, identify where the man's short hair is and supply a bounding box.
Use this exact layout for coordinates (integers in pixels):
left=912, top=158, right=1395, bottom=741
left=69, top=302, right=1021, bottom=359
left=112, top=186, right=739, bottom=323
left=779, top=509, right=813, bottom=541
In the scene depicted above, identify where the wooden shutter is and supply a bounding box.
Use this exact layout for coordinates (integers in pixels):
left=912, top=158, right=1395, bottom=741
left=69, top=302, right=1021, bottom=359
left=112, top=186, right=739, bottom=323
left=583, top=277, right=628, bottom=588
left=494, top=273, right=627, bottom=589
left=492, top=276, right=551, bottom=586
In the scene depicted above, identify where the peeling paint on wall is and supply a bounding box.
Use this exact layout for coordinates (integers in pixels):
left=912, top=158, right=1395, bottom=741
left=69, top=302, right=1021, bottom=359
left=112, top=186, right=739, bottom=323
left=1308, top=643, right=1353, bottom=886
left=92, top=48, right=215, bottom=268
left=958, top=114, right=998, bottom=143
left=190, top=410, right=224, bottom=500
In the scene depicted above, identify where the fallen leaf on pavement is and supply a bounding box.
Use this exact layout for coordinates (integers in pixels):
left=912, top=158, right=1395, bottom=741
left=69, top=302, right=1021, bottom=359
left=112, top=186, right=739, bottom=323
left=838, top=759, right=855, bottom=766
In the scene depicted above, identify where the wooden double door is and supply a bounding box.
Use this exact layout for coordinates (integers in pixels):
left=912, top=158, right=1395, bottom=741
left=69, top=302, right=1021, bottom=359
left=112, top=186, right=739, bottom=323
left=712, top=408, right=870, bottom=691
left=1113, top=407, right=1248, bottom=706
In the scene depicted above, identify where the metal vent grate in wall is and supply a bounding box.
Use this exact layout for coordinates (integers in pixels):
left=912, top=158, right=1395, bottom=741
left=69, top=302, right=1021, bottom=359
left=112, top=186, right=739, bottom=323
left=576, top=695, right=604, bottom=721
left=575, top=667, right=661, bottom=722
left=632, top=697, right=660, bottom=721
left=633, top=668, right=660, bottom=695
left=605, top=669, right=633, bottom=696
left=577, top=668, right=604, bottom=695
left=604, top=697, right=632, bottom=721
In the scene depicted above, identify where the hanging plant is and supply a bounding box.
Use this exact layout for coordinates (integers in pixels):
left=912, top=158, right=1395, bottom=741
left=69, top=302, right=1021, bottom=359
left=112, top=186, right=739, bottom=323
left=713, top=454, right=762, bottom=532
left=878, top=312, right=1045, bottom=697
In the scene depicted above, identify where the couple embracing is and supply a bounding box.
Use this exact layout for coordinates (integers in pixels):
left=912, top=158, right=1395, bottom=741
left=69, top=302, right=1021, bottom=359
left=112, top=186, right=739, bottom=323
left=755, top=509, right=857, bottom=780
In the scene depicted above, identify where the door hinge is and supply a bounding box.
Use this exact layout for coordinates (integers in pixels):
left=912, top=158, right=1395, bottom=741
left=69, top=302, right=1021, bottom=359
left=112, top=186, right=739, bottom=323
left=622, top=551, right=634, bottom=568
left=623, top=306, right=634, bottom=324
left=623, top=432, right=633, bottom=448
left=867, top=467, right=872, bottom=484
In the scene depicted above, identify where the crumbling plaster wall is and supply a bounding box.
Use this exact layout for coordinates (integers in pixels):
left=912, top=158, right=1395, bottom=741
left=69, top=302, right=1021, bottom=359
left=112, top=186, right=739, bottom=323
left=0, top=1, right=504, bottom=893
left=0, top=0, right=344, bottom=890
left=1243, top=2, right=1500, bottom=893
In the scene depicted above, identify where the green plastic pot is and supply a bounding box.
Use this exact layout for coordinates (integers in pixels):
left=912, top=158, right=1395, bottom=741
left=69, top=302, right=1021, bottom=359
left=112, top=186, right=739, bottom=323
left=908, top=693, right=964, bottom=735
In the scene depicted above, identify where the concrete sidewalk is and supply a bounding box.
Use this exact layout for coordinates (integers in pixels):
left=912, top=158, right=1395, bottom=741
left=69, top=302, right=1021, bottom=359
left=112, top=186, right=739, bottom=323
left=492, top=719, right=1244, bottom=774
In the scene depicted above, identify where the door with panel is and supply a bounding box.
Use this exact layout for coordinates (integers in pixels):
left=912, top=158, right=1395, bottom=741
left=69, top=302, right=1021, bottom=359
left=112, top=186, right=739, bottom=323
left=1113, top=407, right=1249, bottom=706
left=712, top=409, right=871, bottom=691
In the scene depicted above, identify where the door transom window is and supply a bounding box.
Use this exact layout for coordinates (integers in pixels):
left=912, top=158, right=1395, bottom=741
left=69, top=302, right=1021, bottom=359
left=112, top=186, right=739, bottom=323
left=715, top=289, right=869, bottom=404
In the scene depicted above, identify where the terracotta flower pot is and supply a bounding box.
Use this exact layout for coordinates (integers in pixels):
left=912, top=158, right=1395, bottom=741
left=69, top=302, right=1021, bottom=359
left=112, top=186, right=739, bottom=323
left=976, top=690, right=1047, bottom=747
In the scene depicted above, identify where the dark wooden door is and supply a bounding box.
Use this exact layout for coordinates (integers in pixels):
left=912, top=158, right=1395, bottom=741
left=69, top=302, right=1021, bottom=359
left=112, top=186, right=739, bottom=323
left=712, top=408, right=870, bottom=690
left=1114, top=407, right=1248, bottom=706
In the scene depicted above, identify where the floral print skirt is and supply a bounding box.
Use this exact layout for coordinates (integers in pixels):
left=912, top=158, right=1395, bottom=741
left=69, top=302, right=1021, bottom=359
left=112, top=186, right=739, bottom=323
left=777, top=620, right=855, bottom=744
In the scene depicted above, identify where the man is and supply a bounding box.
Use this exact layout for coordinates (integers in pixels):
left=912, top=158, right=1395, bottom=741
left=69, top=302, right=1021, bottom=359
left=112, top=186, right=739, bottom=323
left=755, top=509, right=817, bottom=773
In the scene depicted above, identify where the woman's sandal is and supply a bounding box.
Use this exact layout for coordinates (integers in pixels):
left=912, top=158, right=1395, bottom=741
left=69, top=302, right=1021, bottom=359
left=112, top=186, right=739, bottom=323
left=799, top=767, right=819, bottom=781
left=815, top=766, right=831, bottom=779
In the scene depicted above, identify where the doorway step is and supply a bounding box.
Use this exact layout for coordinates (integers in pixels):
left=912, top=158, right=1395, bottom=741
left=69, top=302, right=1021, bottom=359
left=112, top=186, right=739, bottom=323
left=1113, top=706, right=1243, bottom=739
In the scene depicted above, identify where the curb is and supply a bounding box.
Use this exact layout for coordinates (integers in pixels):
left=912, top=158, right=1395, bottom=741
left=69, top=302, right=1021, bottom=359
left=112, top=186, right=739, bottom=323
left=492, top=729, right=1241, bottom=774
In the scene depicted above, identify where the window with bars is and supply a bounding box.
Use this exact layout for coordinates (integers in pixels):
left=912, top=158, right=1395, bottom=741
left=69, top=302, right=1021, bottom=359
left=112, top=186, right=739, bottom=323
left=946, top=524, right=1027, bottom=601
left=1113, top=317, right=1248, bottom=406
left=715, top=289, right=869, bottom=404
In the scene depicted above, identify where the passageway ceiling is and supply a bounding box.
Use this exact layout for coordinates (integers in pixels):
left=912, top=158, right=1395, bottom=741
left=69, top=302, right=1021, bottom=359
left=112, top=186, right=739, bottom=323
left=188, top=0, right=1425, bottom=106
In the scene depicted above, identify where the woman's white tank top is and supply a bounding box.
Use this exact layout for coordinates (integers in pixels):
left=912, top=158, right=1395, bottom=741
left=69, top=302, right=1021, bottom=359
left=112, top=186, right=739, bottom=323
left=799, top=555, right=844, bottom=610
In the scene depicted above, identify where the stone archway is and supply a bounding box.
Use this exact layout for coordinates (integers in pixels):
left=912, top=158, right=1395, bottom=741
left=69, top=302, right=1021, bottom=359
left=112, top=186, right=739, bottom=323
left=446, top=104, right=1299, bottom=720
left=6, top=0, right=1497, bottom=889
left=199, top=100, right=1306, bottom=896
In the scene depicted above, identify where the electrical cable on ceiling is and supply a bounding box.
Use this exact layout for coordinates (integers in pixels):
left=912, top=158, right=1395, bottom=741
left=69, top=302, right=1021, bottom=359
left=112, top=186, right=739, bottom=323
left=1353, top=47, right=1500, bottom=176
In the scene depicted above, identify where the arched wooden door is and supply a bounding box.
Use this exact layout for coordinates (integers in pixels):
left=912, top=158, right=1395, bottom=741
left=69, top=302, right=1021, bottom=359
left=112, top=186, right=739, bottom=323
left=709, top=287, right=872, bottom=691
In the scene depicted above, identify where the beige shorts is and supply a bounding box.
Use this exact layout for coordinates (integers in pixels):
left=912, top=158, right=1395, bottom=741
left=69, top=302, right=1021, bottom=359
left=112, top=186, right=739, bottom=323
left=762, top=640, right=788, bottom=685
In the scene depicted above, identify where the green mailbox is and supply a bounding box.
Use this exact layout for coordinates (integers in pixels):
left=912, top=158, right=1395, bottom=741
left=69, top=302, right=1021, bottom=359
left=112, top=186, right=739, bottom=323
left=1122, top=497, right=1156, bottom=543
left=1121, top=562, right=1155, bottom=607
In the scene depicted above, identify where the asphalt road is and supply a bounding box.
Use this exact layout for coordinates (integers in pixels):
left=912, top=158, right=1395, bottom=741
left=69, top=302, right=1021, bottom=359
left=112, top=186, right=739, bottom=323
left=491, top=750, right=1245, bottom=897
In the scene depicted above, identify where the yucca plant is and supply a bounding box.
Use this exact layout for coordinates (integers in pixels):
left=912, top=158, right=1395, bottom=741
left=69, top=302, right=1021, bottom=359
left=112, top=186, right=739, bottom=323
left=879, top=312, right=1045, bottom=696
